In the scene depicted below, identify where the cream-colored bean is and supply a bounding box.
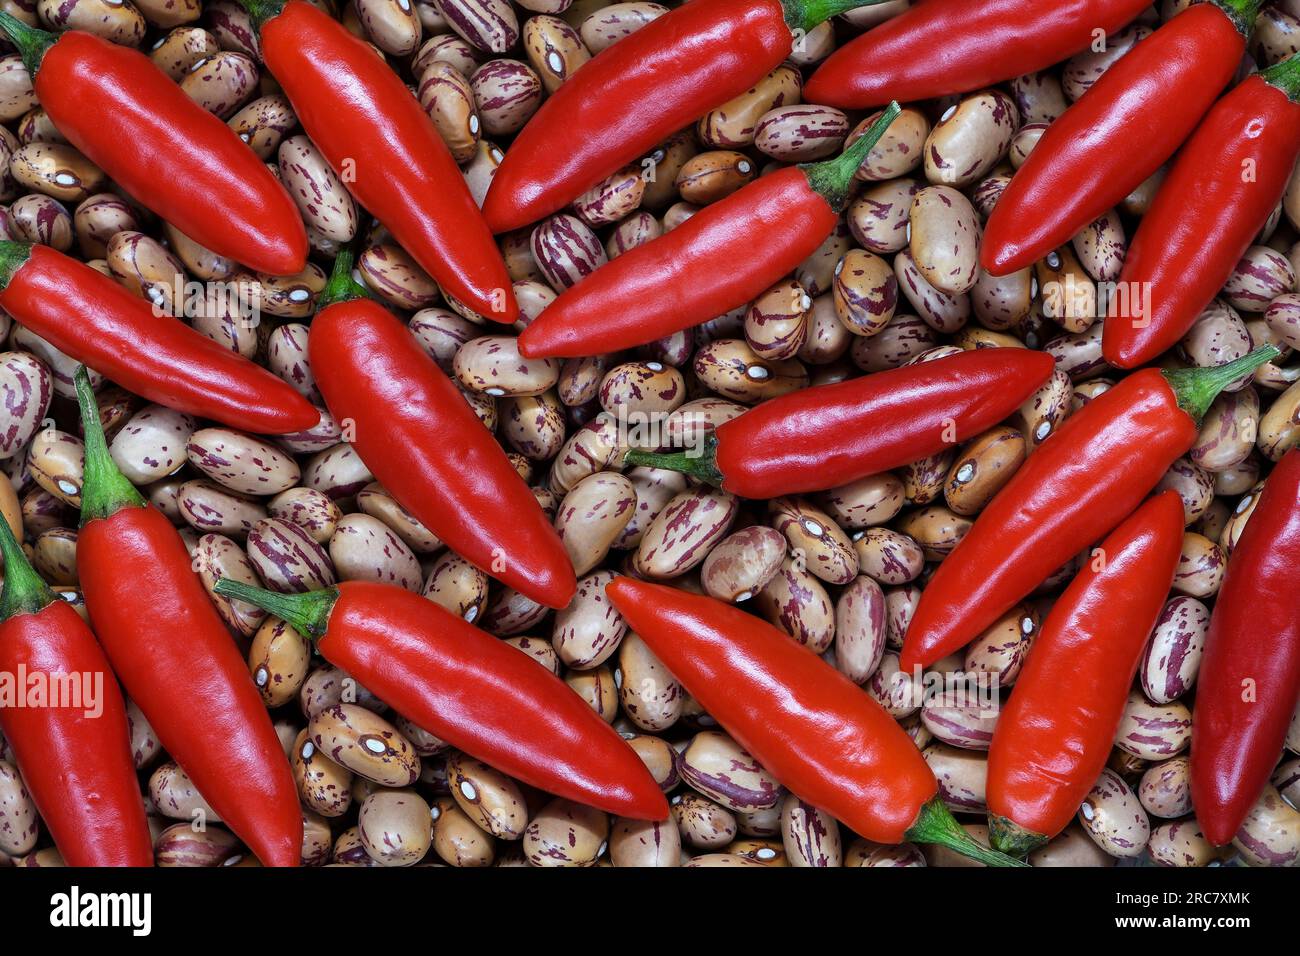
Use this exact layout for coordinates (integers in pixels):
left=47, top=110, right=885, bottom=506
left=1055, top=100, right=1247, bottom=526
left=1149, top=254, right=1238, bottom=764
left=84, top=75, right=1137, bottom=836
left=431, top=798, right=494, bottom=866
left=963, top=604, right=1037, bottom=686
left=1258, top=379, right=1300, bottom=461
left=27, top=429, right=83, bottom=507
left=1232, top=784, right=1300, bottom=866
left=899, top=449, right=954, bottom=507
left=554, top=472, right=636, bottom=576
left=1036, top=245, right=1096, bottom=333
left=922, top=742, right=988, bottom=815
left=357, top=789, right=432, bottom=867
left=700, top=525, right=786, bottom=603
left=193, top=533, right=266, bottom=637
left=833, top=248, right=898, bottom=336
left=894, top=249, right=970, bottom=333
left=754, top=555, right=834, bottom=652
left=672, top=791, right=736, bottom=849
left=598, top=361, right=686, bottom=417
left=754, top=105, right=848, bottom=163
left=185, top=428, right=299, bottom=496
left=149, top=760, right=219, bottom=823
left=780, top=795, right=840, bottom=867
left=909, top=185, right=981, bottom=295
left=853, top=527, right=924, bottom=586
left=924, top=91, right=1018, bottom=188
left=613, top=466, right=688, bottom=550
left=833, top=575, right=886, bottom=684
left=267, top=487, right=341, bottom=545
left=292, top=728, right=354, bottom=818
left=696, top=64, right=801, bottom=149
left=179, top=51, right=258, bottom=119
left=248, top=617, right=311, bottom=708
left=768, top=496, right=857, bottom=585
left=970, top=266, right=1032, bottom=330
left=848, top=177, right=920, bottom=255
left=850, top=106, right=928, bottom=181
left=245, top=516, right=336, bottom=591
left=626, top=733, right=679, bottom=791
left=308, top=704, right=419, bottom=787
left=9, top=143, right=105, bottom=204
left=1138, top=756, right=1193, bottom=820
left=522, top=14, right=589, bottom=93
left=149, top=26, right=220, bottom=80
left=693, top=339, right=808, bottom=403
left=819, top=473, right=905, bottom=530
left=845, top=839, right=926, bottom=867
left=1072, top=209, right=1127, bottom=282
left=1138, top=596, right=1209, bottom=705
left=1028, top=824, right=1116, bottom=867
left=417, top=60, right=479, bottom=164
left=0, top=762, right=37, bottom=856
left=355, top=483, right=442, bottom=553
left=616, top=631, right=682, bottom=732
left=523, top=798, right=607, bottom=866
left=358, top=243, right=440, bottom=310
left=633, top=487, right=737, bottom=578
left=610, top=817, right=680, bottom=867
left=446, top=752, right=528, bottom=840
left=454, top=335, right=559, bottom=396
left=329, top=512, right=423, bottom=591
left=278, top=135, right=357, bottom=243
left=1015, top=367, right=1073, bottom=449
left=228, top=94, right=295, bottom=161
left=1114, top=691, right=1192, bottom=761
left=1077, top=768, right=1151, bottom=858
left=1063, top=23, right=1152, bottom=99
left=944, top=426, right=1026, bottom=516
left=679, top=731, right=781, bottom=812
left=896, top=505, right=970, bottom=561
left=675, top=150, right=756, bottom=205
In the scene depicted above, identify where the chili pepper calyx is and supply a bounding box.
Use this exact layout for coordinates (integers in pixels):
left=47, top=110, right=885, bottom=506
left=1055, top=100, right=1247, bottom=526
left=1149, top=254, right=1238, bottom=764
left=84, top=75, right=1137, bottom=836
left=0, top=505, right=56, bottom=621
left=73, top=365, right=147, bottom=525
left=1259, top=50, right=1300, bottom=103
left=905, top=796, right=1030, bottom=867
left=0, top=240, right=33, bottom=293
left=1213, top=0, right=1264, bottom=39
left=214, top=579, right=338, bottom=641
left=0, top=11, right=55, bottom=77
left=801, top=102, right=901, bottom=213
left=987, top=813, right=1048, bottom=859
left=622, top=434, right=724, bottom=487
left=315, top=244, right=372, bottom=313
left=781, top=0, right=887, bottom=34
left=1161, top=344, right=1280, bottom=423
left=233, top=0, right=284, bottom=29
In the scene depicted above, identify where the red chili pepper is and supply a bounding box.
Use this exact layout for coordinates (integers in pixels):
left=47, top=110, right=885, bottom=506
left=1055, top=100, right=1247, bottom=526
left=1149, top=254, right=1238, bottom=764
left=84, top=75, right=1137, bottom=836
left=900, top=347, right=1279, bottom=671
left=73, top=369, right=302, bottom=867
left=1192, top=449, right=1300, bottom=846
left=0, top=13, right=306, bottom=276
left=981, top=0, right=1256, bottom=276
left=308, top=253, right=576, bottom=609
left=1104, top=54, right=1300, bottom=369
left=986, top=491, right=1184, bottom=856
left=0, top=243, right=320, bottom=436
left=623, top=347, right=1054, bottom=498
left=482, top=0, right=883, bottom=234
left=605, top=577, right=1026, bottom=864
left=518, top=105, right=899, bottom=359
left=241, top=0, right=517, bottom=322
left=213, top=578, right=669, bottom=820
left=0, top=517, right=154, bottom=867
left=803, top=0, right=1152, bottom=109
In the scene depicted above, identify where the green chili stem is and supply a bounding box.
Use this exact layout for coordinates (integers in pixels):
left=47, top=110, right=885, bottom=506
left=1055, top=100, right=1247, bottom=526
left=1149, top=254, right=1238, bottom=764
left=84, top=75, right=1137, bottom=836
left=987, top=813, right=1048, bottom=859
left=233, top=0, right=284, bottom=29
left=0, top=11, right=54, bottom=77
left=0, top=507, right=55, bottom=621
left=906, top=797, right=1030, bottom=867
left=802, top=102, right=902, bottom=213
left=1214, top=0, right=1263, bottom=38
left=214, top=579, right=337, bottom=641
left=622, top=435, right=723, bottom=486
left=1259, top=50, right=1300, bottom=102
left=74, top=366, right=146, bottom=525
left=315, top=244, right=370, bottom=312
left=782, top=0, right=887, bottom=33
left=1162, top=345, right=1280, bottom=423
left=0, top=240, right=33, bottom=293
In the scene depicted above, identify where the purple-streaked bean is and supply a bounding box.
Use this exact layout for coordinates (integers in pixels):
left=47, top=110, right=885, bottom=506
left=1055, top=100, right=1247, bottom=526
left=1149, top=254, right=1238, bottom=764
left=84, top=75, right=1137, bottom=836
left=694, top=339, right=808, bottom=402
left=606, top=210, right=661, bottom=259
left=745, top=278, right=811, bottom=361
left=1232, top=784, right=1300, bottom=867
left=248, top=616, right=311, bottom=709
left=820, top=473, right=905, bottom=530
left=1148, top=820, right=1219, bottom=868
left=678, top=731, right=781, bottom=812
left=1077, top=767, right=1150, bottom=858
left=795, top=293, right=852, bottom=365
left=885, top=584, right=920, bottom=650
left=834, top=574, right=886, bottom=684
left=908, top=185, right=980, bottom=296
left=573, top=166, right=645, bottom=228
left=632, top=486, right=737, bottom=578
left=1222, top=245, right=1295, bottom=313
left=833, top=248, right=898, bottom=336
left=853, top=526, right=924, bottom=585
left=107, top=405, right=194, bottom=485
left=179, top=52, right=257, bottom=119
left=598, top=361, right=685, bottom=417
left=1258, top=379, right=1300, bottom=460
left=780, top=795, right=840, bottom=867
left=753, top=554, right=834, bottom=652
left=308, top=704, right=418, bottom=787
left=700, top=524, right=785, bottom=604
left=435, top=0, right=518, bottom=53
left=0, top=761, right=37, bottom=856
left=522, top=14, right=590, bottom=94
left=1071, top=209, right=1126, bottom=282
left=796, top=220, right=852, bottom=295
left=921, top=688, right=998, bottom=751
left=355, top=483, right=441, bottom=553
left=185, top=428, right=299, bottom=496
left=768, top=496, right=856, bottom=585
left=924, top=90, right=1018, bottom=188
left=1114, top=691, right=1192, bottom=761
left=944, top=426, right=1026, bottom=516
left=228, top=94, right=295, bottom=162
left=1028, top=824, right=1116, bottom=867
left=899, top=449, right=954, bottom=508
left=278, top=135, right=357, bottom=243
left=616, top=631, right=683, bottom=732
left=754, top=104, right=847, bottom=163
left=695, top=64, right=801, bottom=150
left=672, top=792, right=736, bottom=850
left=470, top=59, right=541, bottom=137
left=1009, top=71, right=1068, bottom=125
left=845, top=839, right=926, bottom=867
left=246, top=516, right=337, bottom=593
left=556, top=569, right=629, bottom=668
left=454, top=335, right=559, bottom=397
left=481, top=584, right=550, bottom=636
left=555, top=471, right=636, bottom=576
left=417, top=60, right=480, bottom=164
left=177, top=479, right=265, bottom=537
left=610, top=817, right=679, bottom=866
left=149, top=26, right=220, bottom=81
left=1139, top=595, right=1209, bottom=705
left=1063, top=23, right=1152, bottom=100
left=446, top=752, right=527, bottom=839
left=579, top=1, right=665, bottom=53
left=1190, top=386, right=1259, bottom=472
left=1171, top=531, right=1225, bottom=598
left=193, top=532, right=266, bottom=636
left=895, top=248, right=970, bottom=332
left=612, top=466, right=685, bottom=550
left=971, top=265, right=1032, bottom=330
left=963, top=604, right=1036, bottom=686
left=1138, top=756, right=1192, bottom=819
left=357, top=790, right=431, bottom=867
left=850, top=106, right=928, bottom=181
left=1015, top=366, right=1073, bottom=450
left=328, top=513, right=422, bottom=591
left=523, top=798, right=607, bottom=866
left=530, top=213, right=606, bottom=291
left=923, top=741, right=988, bottom=814
left=895, top=504, right=969, bottom=561
left=421, top=551, right=489, bottom=623
left=848, top=177, right=920, bottom=255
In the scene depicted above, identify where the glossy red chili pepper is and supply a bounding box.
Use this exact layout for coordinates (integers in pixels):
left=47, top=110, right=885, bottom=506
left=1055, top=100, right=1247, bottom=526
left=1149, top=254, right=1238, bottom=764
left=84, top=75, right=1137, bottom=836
left=804, top=0, right=1152, bottom=109
left=0, top=517, right=154, bottom=867
left=1192, top=449, right=1300, bottom=846
left=309, top=255, right=575, bottom=609
left=73, top=369, right=302, bottom=867
left=242, top=0, right=517, bottom=322
left=482, top=0, right=881, bottom=234
left=981, top=0, right=1255, bottom=276
left=605, top=577, right=1025, bottom=864
left=986, top=491, right=1184, bottom=856
left=900, top=347, right=1278, bottom=671
left=1104, top=54, right=1300, bottom=369
left=213, top=579, right=669, bottom=820
left=518, top=105, right=899, bottom=359
left=0, top=13, right=305, bottom=276
left=0, top=243, right=320, bottom=435
left=624, top=347, right=1054, bottom=498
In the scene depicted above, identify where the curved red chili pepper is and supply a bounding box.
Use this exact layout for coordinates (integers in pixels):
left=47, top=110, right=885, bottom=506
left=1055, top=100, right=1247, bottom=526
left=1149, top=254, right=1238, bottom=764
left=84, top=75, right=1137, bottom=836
left=73, top=370, right=302, bottom=867
left=900, top=348, right=1278, bottom=671
left=0, top=243, right=319, bottom=435
left=624, top=347, right=1054, bottom=498
left=981, top=0, right=1255, bottom=276
left=605, top=577, right=1026, bottom=865
left=1104, top=54, right=1300, bottom=369
left=804, top=0, right=1152, bottom=109
left=482, top=0, right=877, bottom=234
left=244, top=0, right=517, bottom=322
left=518, top=104, right=900, bottom=359
left=0, top=518, right=154, bottom=867
left=986, top=491, right=1185, bottom=856
left=309, top=258, right=575, bottom=609
left=0, top=13, right=306, bottom=276
left=1192, top=449, right=1300, bottom=847
left=213, top=579, right=669, bottom=820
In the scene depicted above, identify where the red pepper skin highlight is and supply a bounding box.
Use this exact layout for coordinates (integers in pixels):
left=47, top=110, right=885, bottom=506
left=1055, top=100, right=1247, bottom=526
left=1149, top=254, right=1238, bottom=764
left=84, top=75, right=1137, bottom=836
left=221, top=580, right=668, bottom=820
left=710, top=348, right=1055, bottom=498
left=986, top=492, right=1185, bottom=855
left=981, top=1, right=1248, bottom=276
left=17, top=26, right=306, bottom=276
left=256, top=0, right=517, bottom=322
left=1192, top=449, right=1300, bottom=847
left=0, top=244, right=320, bottom=435
left=0, top=594, right=154, bottom=867
left=309, top=298, right=576, bottom=609
left=900, top=370, right=1200, bottom=672
left=804, top=0, right=1152, bottom=109
left=482, top=0, right=794, bottom=234
left=1104, top=65, right=1300, bottom=368
left=518, top=167, right=838, bottom=358
left=606, top=577, right=936, bottom=844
